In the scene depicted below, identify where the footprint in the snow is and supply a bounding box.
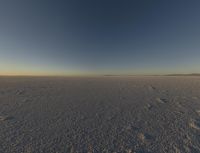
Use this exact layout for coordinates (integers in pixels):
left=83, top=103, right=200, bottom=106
left=192, top=97, right=199, bottom=100
left=196, top=110, right=200, bottom=116
left=0, top=115, right=13, bottom=122
left=176, top=102, right=183, bottom=107
left=137, top=132, right=154, bottom=143
left=148, top=85, right=156, bottom=91
left=156, top=98, right=168, bottom=104
left=189, top=119, right=200, bottom=130
left=22, top=98, right=29, bottom=103
left=106, top=113, right=116, bottom=121
left=145, top=104, right=153, bottom=110
left=122, top=125, right=139, bottom=133
left=16, top=90, right=25, bottom=95
left=173, top=146, right=181, bottom=153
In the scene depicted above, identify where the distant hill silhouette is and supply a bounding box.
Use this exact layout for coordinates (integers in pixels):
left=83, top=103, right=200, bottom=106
left=165, top=73, right=200, bottom=76
left=103, top=73, right=200, bottom=77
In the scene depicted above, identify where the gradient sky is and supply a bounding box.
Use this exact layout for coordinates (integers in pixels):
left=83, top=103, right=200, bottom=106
left=0, top=0, right=200, bottom=75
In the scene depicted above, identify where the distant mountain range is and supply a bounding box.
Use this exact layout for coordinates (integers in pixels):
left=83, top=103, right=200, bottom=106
left=165, top=73, right=200, bottom=76
left=104, top=73, right=200, bottom=76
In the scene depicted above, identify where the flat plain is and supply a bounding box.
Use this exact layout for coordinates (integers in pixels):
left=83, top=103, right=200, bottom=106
left=0, top=76, right=200, bottom=153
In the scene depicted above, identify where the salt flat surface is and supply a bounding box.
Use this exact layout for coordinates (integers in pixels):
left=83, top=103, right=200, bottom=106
left=0, top=76, right=200, bottom=153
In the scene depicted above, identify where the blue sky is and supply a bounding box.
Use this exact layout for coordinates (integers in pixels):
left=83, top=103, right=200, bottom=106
left=0, top=0, right=200, bottom=75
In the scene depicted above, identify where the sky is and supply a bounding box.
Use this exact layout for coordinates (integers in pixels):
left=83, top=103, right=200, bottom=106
left=0, top=0, right=200, bottom=76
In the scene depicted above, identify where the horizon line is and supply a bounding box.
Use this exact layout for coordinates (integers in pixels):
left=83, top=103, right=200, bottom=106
left=0, top=73, right=200, bottom=77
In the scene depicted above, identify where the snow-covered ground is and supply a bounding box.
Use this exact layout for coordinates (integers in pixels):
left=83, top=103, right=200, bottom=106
left=0, top=76, right=200, bottom=153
